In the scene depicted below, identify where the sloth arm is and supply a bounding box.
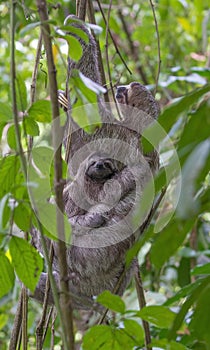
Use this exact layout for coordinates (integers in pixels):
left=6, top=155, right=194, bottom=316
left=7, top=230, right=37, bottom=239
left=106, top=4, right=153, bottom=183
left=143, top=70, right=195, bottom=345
left=64, top=163, right=148, bottom=229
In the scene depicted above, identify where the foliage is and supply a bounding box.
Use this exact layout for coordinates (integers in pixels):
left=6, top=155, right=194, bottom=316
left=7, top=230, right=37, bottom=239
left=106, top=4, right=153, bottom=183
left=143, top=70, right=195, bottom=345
left=0, top=0, right=210, bottom=349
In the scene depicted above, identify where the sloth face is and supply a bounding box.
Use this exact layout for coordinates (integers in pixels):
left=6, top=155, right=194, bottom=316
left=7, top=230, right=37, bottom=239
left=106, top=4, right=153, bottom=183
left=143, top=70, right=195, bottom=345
left=116, top=82, right=142, bottom=107
left=85, top=153, right=119, bottom=181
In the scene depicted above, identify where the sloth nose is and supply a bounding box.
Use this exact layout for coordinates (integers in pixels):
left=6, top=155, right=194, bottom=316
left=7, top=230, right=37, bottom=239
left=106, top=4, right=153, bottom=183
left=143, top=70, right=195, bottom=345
left=96, top=161, right=105, bottom=169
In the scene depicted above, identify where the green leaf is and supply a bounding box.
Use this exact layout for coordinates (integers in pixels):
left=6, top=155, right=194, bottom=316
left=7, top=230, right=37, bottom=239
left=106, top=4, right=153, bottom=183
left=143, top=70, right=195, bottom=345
left=0, top=194, right=10, bottom=232
left=97, top=290, right=125, bottom=313
left=82, top=325, right=112, bottom=350
left=9, top=236, right=43, bottom=292
left=138, top=305, right=176, bottom=328
left=150, top=219, right=194, bottom=268
left=14, top=203, right=32, bottom=231
left=0, top=313, right=9, bottom=330
left=16, top=74, right=27, bottom=112
left=0, top=155, right=20, bottom=197
left=159, top=85, right=210, bottom=133
left=151, top=339, right=188, bottom=350
left=24, top=117, right=39, bottom=136
left=63, top=34, right=83, bottom=61
left=191, top=263, right=210, bottom=276
left=0, top=253, right=15, bottom=298
left=28, top=100, right=52, bottom=123
left=59, top=24, right=89, bottom=43
left=123, top=319, right=144, bottom=344
left=0, top=103, right=13, bottom=122
left=7, top=124, right=18, bottom=150
left=168, top=276, right=210, bottom=340
left=177, top=140, right=210, bottom=219
left=190, top=284, right=210, bottom=345
left=32, top=146, right=53, bottom=176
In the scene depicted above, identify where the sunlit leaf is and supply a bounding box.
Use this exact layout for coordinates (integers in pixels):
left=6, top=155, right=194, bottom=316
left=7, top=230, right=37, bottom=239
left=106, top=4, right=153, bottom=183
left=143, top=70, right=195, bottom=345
left=138, top=305, right=176, bottom=328
left=97, top=290, right=125, bottom=313
left=0, top=253, right=15, bottom=298
left=9, top=236, right=43, bottom=292
left=28, top=100, right=52, bottom=123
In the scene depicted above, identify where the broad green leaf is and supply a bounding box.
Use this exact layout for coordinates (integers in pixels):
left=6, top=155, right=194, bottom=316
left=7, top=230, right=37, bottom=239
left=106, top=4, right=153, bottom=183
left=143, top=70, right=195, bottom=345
left=59, top=25, right=89, bottom=43
left=7, top=124, right=18, bottom=150
left=168, top=276, right=210, bottom=340
left=0, top=253, right=15, bottom=298
left=9, top=236, right=43, bottom=292
left=138, top=305, right=176, bottom=328
left=0, top=155, right=20, bottom=197
left=24, top=117, right=39, bottom=136
left=191, top=263, right=210, bottom=276
left=16, top=74, right=27, bottom=112
left=32, top=146, right=53, bottom=176
left=190, top=284, right=210, bottom=345
left=19, top=20, right=56, bottom=37
left=71, top=72, right=98, bottom=104
left=150, top=219, right=194, bottom=268
left=0, top=314, right=8, bottom=330
left=177, top=140, right=210, bottom=219
left=0, top=103, right=13, bottom=121
left=0, top=194, right=10, bottom=232
left=63, top=35, right=83, bottom=61
left=28, top=100, right=52, bottom=123
left=123, top=319, right=144, bottom=344
left=151, top=339, right=188, bottom=350
left=14, top=203, right=32, bottom=231
left=159, top=85, right=210, bottom=133
left=97, top=290, right=125, bottom=313
left=83, top=323, right=143, bottom=350
left=177, top=257, right=191, bottom=287
left=82, top=325, right=113, bottom=350
left=79, top=72, right=106, bottom=95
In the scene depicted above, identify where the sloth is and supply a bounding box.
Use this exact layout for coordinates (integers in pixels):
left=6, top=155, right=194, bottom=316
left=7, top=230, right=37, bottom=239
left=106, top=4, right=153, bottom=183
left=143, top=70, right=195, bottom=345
left=32, top=16, right=160, bottom=309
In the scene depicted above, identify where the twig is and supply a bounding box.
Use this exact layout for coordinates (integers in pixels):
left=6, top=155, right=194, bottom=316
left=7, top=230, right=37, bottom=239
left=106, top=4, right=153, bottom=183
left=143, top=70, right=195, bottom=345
left=9, top=292, right=22, bottom=350
left=76, top=0, right=87, bottom=20
left=95, top=0, right=132, bottom=75
left=22, top=286, right=28, bottom=350
left=30, top=32, right=43, bottom=104
left=36, top=243, right=54, bottom=349
left=134, top=259, right=152, bottom=350
left=104, top=0, right=122, bottom=120
left=36, top=1, right=75, bottom=349
left=10, top=0, right=27, bottom=176
left=148, top=0, right=161, bottom=96
left=87, top=0, right=110, bottom=103
left=117, top=9, right=148, bottom=85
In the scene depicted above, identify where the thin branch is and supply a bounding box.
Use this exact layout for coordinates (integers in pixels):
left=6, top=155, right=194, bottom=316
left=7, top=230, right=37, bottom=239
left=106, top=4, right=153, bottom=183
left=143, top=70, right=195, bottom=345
left=30, top=32, right=43, bottom=104
left=118, top=9, right=148, bottom=85
left=134, top=259, right=152, bottom=350
left=104, top=0, right=122, bottom=120
left=22, top=286, right=28, bottom=350
left=36, top=243, right=54, bottom=350
left=87, top=0, right=110, bottom=103
left=9, top=292, right=22, bottom=350
left=95, top=0, right=132, bottom=75
left=76, top=0, right=87, bottom=20
left=10, top=0, right=27, bottom=177
left=149, top=0, right=161, bottom=96
left=36, top=1, right=74, bottom=349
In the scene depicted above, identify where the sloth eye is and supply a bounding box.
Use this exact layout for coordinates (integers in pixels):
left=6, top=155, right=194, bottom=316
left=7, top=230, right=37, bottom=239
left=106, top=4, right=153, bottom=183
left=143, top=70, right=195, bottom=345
left=132, top=104, right=135, bottom=107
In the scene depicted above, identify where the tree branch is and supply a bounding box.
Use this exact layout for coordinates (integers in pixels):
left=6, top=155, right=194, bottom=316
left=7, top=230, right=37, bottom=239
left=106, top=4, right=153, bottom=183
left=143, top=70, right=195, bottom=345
left=36, top=1, right=74, bottom=349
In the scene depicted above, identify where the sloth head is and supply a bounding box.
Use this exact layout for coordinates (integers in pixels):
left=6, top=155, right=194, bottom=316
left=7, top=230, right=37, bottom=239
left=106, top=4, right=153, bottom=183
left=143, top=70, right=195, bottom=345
left=116, top=82, right=160, bottom=119
left=85, top=153, right=123, bottom=182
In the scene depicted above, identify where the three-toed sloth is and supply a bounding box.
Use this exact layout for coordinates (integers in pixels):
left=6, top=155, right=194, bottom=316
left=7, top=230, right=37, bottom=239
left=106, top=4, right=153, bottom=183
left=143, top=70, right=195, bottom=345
left=32, top=16, right=160, bottom=310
